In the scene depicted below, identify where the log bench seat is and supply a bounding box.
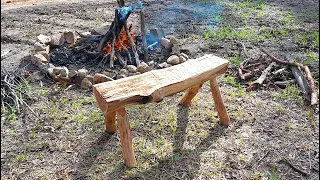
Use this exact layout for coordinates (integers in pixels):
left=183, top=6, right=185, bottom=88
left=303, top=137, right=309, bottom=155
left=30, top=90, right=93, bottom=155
left=93, top=54, right=230, bottom=167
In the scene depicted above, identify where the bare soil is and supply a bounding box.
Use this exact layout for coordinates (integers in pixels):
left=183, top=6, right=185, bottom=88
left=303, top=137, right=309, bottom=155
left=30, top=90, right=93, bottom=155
left=1, top=0, right=319, bottom=179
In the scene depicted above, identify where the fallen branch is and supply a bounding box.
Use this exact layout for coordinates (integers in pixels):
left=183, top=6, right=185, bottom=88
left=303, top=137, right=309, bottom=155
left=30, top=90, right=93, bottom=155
left=260, top=48, right=317, bottom=106
left=284, top=56, right=311, bottom=101
left=274, top=79, right=297, bottom=88
left=278, top=158, right=310, bottom=177
left=236, top=41, right=249, bottom=58
left=247, top=62, right=276, bottom=91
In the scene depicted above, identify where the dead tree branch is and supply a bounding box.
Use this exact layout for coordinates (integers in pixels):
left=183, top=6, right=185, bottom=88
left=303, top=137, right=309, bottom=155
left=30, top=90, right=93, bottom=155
left=260, top=48, right=317, bottom=107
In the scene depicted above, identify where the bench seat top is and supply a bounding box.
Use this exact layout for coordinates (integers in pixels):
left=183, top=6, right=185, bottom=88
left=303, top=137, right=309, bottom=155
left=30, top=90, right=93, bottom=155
left=93, top=54, right=229, bottom=113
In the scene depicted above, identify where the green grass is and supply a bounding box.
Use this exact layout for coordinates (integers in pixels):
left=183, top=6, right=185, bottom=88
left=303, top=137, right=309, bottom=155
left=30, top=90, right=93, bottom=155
left=269, top=164, right=281, bottom=180
left=16, top=154, right=27, bottom=162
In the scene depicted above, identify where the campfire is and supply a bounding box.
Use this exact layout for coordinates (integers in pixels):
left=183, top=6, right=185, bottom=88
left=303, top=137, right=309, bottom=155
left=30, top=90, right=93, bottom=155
left=30, top=0, right=189, bottom=89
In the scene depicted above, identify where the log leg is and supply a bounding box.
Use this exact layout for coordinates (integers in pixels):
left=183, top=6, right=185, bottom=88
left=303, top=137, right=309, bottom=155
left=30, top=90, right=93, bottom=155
left=104, top=111, right=116, bottom=133
left=209, top=78, right=230, bottom=126
left=117, top=108, right=136, bottom=168
left=179, top=83, right=203, bottom=106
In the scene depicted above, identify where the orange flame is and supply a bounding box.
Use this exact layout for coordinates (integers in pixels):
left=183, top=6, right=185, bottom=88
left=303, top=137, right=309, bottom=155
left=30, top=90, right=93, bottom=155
left=103, top=26, right=136, bottom=57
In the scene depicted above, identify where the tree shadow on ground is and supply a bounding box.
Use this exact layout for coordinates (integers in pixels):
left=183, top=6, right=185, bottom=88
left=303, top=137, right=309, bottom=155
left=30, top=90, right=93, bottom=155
left=107, top=105, right=228, bottom=179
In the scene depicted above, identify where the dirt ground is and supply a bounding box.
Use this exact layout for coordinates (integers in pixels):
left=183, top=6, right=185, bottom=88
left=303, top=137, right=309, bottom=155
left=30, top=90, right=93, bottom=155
left=1, top=0, right=319, bottom=179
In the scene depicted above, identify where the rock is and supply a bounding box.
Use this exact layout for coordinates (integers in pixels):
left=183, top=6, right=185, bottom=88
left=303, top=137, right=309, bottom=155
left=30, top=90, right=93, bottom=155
left=137, top=62, right=151, bottom=73
left=116, top=74, right=127, bottom=79
left=37, top=34, right=51, bottom=44
left=90, top=24, right=111, bottom=35
left=50, top=33, right=65, bottom=47
left=64, top=31, right=75, bottom=44
left=179, top=56, right=187, bottom=63
left=171, top=44, right=180, bottom=54
left=78, top=68, right=88, bottom=78
left=129, top=72, right=141, bottom=76
left=180, top=53, right=189, bottom=59
left=79, top=31, right=92, bottom=38
left=126, top=65, right=137, bottom=73
left=86, top=75, right=94, bottom=84
left=34, top=42, right=46, bottom=51
left=170, top=37, right=179, bottom=45
left=81, top=78, right=92, bottom=89
left=160, top=38, right=172, bottom=49
left=147, top=61, right=155, bottom=66
left=150, top=28, right=165, bottom=40
left=101, top=70, right=111, bottom=77
left=157, top=62, right=168, bottom=69
left=167, top=55, right=180, bottom=65
left=53, top=67, right=63, bottom=75
left=59, top=67, right=69, bottom=77
left=93, top=73, right=114, bottom=84
left=38, top=50, right=49, bottom=60
left=119, top=69, right=129, bottom=76
left=31, top=53, right=49, bottom=65
left=68, top=70, right=77, bottom=78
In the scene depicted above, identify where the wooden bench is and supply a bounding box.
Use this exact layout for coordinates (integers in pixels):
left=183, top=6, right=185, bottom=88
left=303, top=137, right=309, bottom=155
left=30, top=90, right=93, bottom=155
left=93, top=54, right=230, bottom=167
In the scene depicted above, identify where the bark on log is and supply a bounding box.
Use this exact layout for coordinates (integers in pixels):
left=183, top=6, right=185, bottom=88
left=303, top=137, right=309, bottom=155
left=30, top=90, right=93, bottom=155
left=140, top=9, right=148, bottom=62
left=284, top=56, right=311, bottom=101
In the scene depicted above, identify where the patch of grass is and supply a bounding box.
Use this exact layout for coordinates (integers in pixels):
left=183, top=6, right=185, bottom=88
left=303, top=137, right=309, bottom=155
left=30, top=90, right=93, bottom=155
left=220, top=74, right=241, bottom=87
left=257, top=11, right=265, bottom=18
left=269, top=164, right=281, bottom=180
left=16, top=154, right=27, bottom=162
left=285, top=121, right=295, bottom=129
left=304, top=50, right=319, bottom=65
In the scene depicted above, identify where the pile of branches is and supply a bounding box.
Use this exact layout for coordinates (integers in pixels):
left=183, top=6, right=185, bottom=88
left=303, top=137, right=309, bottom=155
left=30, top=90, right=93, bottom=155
left=236, top=43, right=318, bottom=107
left=1, top=69, right=35, bottom=115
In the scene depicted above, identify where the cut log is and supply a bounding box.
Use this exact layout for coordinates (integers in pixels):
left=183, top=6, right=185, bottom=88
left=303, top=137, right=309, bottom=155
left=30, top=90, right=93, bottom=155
left=179, top=83, right=203, bottom=106
left=93, top=54, right=229, bottom=113
left=210, top=78, right=230, bottom=126
left=117, top=108, right=136, bottom=168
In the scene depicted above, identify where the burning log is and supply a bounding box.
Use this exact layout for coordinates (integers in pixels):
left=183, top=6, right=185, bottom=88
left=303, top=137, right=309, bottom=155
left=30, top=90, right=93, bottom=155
left=97, top=6, right=133, bottom=52
left=115, top=52, right=126, bottom=67
left=124, top=23, right=140, bottom=67
left=120, top=43, right=131, bottom=65
left=260, top=48, right=317, bottom=107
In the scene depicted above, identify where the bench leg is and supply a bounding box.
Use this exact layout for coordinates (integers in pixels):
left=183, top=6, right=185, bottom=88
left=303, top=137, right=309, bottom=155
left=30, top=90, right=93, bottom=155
left=117, top=108, right=136, bottom=168
left=104, top=111, right=117, bottom=133
left=179, top=83, right=203, bottom=106
left=209, top=78, right=230, bottom=126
